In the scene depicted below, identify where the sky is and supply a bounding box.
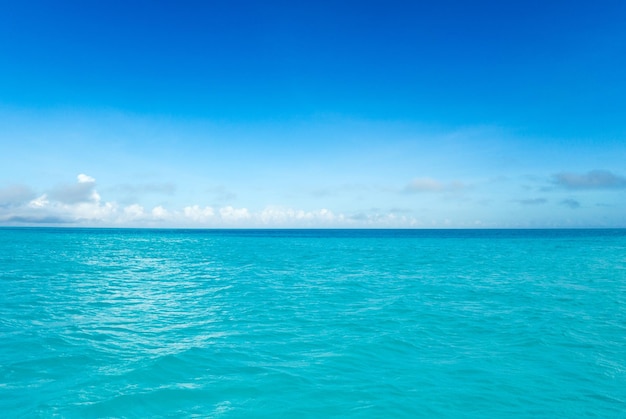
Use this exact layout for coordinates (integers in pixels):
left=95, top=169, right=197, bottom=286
left=1, top=0, right=625, bottom=228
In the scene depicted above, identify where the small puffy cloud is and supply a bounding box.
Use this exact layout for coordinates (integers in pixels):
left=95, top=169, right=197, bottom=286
left=123, top=204, right=145, bottom=219
left=404, top=177, right=467, bottom=193
left=151, top=205, right=169, bottom=220
left=183, top=205, right=215, bottom=222
left=77, top=174, right=95, bottom=183
left=553, top=170, right=626, bottom=190
left=219, top=206, right=251, bottom=222
left=515, top=198, right=547, bottom=205
left=560, top=199, right=581, bottom=209
left=346, top=210, right=420, bottom=227
left=259, top=207, right=338, bottom=225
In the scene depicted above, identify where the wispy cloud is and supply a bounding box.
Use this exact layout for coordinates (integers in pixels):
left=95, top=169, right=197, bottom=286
left=404, top=178, right=467, bottom=193
left=112, top=183, right=177, bottom=196
left=515, top=198, right=547, bottom=205
left=205, top=186, right=237, bottom=202
left=560, top=199, right=581, bottom=209
left=307, top=184, right=383, bottom=198
left=552, top=170, right=626, bottom=190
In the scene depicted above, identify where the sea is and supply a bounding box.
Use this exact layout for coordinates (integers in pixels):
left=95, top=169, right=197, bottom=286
left=1, top=228, right=625, bottom=417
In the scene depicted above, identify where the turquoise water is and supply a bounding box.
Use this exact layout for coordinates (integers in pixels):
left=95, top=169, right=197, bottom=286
left=1, top=228, right=625, bottom=417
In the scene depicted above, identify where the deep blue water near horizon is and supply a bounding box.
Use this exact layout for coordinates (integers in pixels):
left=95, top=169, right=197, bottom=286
left=1, top=228, right=625, bottom=417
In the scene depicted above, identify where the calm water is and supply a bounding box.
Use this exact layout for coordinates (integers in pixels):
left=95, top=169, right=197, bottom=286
left=1, top=228, right=625, bottom=417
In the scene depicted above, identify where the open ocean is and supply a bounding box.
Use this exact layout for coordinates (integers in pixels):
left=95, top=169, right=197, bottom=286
left=1, top=228, right=625, bottom=417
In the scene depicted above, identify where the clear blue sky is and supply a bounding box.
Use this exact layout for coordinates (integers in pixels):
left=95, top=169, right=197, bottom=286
left=1, top=0, right=625, bottom=227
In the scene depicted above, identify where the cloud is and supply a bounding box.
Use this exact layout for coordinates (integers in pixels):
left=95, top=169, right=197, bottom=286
left=77, top=174, right=95, bottom=183
left=183, top=205, right=215, bottom=222
left=112, top=183, right=177, bottom=196
left=29, top=194, right=49, bottom=208
left=307, top=184, right=378, bottom=198
left=552, top=170, right=626, bottom=190
left=219, top=206, right=251, bottom=222
left=5, top=172, right=617, bottom=228
left=2, top=174, right=413, bottom=227
left=0, top=174, right=118, bottom=225
left=151, top=205, right=169, bottom=220
left=345, top=211, right=421, bottom=226
left=259, top=207, right=337, bottom=225
left=3, top=215, right=73, bottom=224
left=48, top=174, right=100, bottom=204
left=404, top=178, right=467, bottom=193
left=515, top=198, right=547, bottom=205
left=349, top=212, right=368, bottom=221
left=0, top=185, right=36, bottom=208
left=123, top=204, right=145, bottom=220
left=560, top=199, right=581, bottom=209
left=310, top=188, right=332, bottom=198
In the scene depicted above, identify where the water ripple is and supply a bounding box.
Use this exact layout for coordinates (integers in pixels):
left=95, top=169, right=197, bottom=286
left=1, top=228, right=625, bottom=416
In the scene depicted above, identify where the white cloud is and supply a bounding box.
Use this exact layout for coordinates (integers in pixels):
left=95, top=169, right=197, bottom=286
left=2, top=174, right=116, bottom=225
left=219, top=206, right=251, bottom=222
left=3, top=172, right=621, bottom=228
left=28, top=194, right=49, bottom=208
left=348, top=211, right=422, bottom=227
left=71, top=201, right=117, bottom=222
left=0, top=182, right=459, bottom=228
left=259, top=206, right=339, bottom=225
left=152, top=205, right=169, bottom=219
left=123, top=204, right=145, bottom=219
left=77, top=174, right=96, bottom=183
left=183, top=205, right=215, bottom=222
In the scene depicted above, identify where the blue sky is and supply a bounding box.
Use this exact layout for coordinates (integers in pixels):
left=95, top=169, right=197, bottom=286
left=1, top=1, right=625, bottom=227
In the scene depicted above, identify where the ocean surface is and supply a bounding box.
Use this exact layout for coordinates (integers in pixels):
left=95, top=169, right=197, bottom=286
left=1, top=228, right=625, bottom=417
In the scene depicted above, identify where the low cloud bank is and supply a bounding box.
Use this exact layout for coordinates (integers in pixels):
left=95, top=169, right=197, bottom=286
left=0, top=174, right=425, bottom=228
